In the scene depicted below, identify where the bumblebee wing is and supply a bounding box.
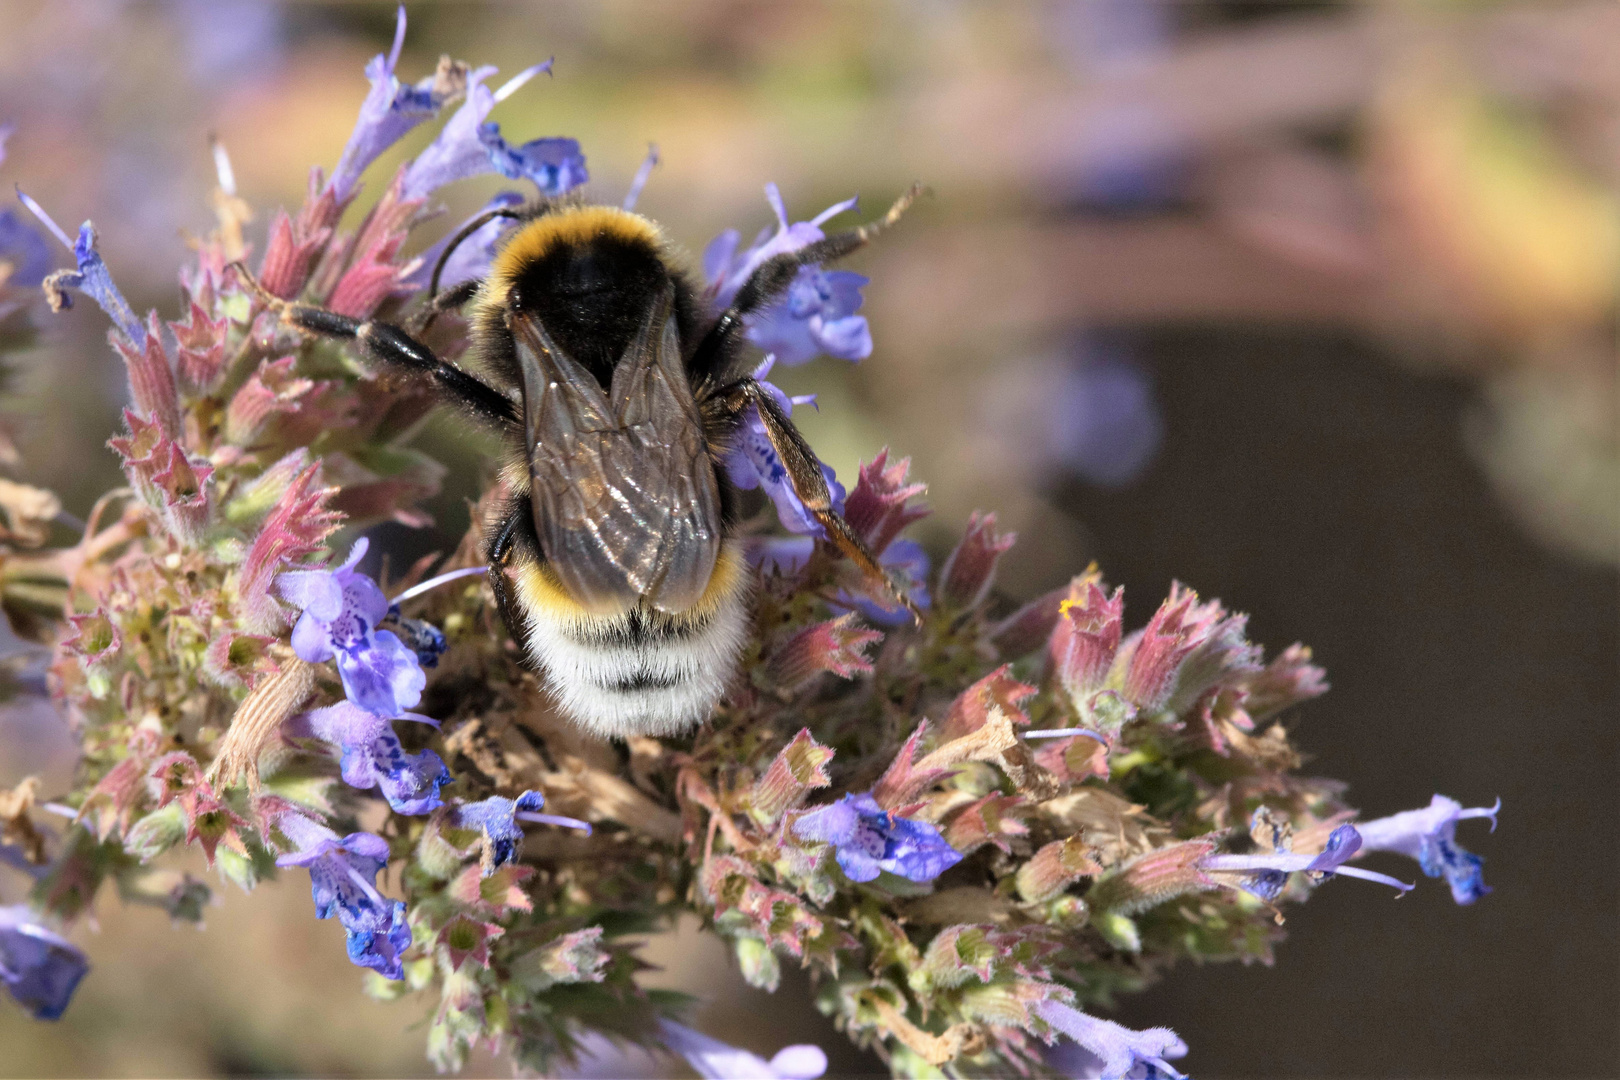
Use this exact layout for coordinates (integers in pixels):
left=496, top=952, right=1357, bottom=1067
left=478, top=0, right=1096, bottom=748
left=514, top=284, right=721, bottom=615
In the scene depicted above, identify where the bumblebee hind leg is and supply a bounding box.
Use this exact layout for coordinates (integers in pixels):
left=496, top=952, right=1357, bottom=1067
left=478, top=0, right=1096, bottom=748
left=487, top=498, right=542, bottom=666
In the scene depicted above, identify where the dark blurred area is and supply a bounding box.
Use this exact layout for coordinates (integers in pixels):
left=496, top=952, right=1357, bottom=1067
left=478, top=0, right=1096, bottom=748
left=0, top=1, right=1613, bottom=1076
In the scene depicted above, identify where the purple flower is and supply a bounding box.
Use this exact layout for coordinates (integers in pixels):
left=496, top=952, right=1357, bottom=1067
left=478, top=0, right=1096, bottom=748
left=275, top=537, right=426, bottom=718
left=723, top=358, right=844, bottom=538
left=793, top=792, right=962, bottom=884
left=405, top=192, right=523, bottom=291
left=400, top=63, right=585, bottom=202
left=705, top=186, right=856, bottom=307
left=656, top=1019, right=827, bottom=1080
left=452, top=790, right=590, bottom=875
left=16, top=192, right=143, bottom=344
left=274, top=813, right=411, bottom=979
left=327, top=5, right=466, bottom=203
left=300, top=701, right=448, bottom=815
left=1200, top=822, right=1413, bottom=900
left=0, top=905, right=88, bottom=1020
left=0, top=210, right=51, bottom=291
left=1034, top=1000, right=1187, bottom=1080
left=1354, top=795, right=1499, bottom=905
left=746, top=267, right=871, bottom=365
left=704, top=186, right=871, bottom=365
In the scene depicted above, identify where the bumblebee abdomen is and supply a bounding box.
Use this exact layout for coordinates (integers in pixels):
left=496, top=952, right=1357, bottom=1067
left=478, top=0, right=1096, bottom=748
left=512, top=543, right=751, bottom=738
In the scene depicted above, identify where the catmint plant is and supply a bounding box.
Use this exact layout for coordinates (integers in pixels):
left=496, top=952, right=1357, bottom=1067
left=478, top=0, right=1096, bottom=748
left=0, top=8, right=1497, bottom=1077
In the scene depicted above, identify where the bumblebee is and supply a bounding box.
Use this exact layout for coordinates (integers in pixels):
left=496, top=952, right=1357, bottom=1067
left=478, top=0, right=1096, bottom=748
left=238, top=186, right=919, bottom=738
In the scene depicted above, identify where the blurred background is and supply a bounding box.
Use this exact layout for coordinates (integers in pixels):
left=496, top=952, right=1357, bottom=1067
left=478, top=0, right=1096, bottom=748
left=0, top=1, right=1614, bottom=1076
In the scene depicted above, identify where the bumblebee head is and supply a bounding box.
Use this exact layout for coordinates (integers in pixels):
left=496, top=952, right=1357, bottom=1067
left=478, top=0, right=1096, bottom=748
left=484, top=206, right=687, bottom=384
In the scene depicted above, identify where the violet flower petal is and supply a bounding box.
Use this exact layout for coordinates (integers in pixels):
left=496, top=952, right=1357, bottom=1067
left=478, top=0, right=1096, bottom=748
left=17, top=192, right=143, bottom=345
left=1355, top=795, right=1499, bottom=905
left=328, top=5, right=460, bottom=202
left=1034, top=1000, right=1187, bottom=1080
left=0, top=905, right=88, bottom=1021
left=657, top=1019, right=827, bottom=1080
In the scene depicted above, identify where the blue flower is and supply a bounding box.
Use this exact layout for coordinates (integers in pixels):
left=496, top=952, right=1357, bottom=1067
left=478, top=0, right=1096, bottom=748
left=0, top=905, right=88, bottom=1021
left=1034, top=1000, right=1187, bottom=1080
left=793, top=792, right=962, bottom=884
left=1354, top=795, right=1498, bottom=905
left=327, top=5, right=467, bottom=203
left=1200, top=821, right=1413, bottom=900
left=452, top=790, right=590, bottom=875
left=656, top=1019, right=827, bottom=1080
left=15, top=192, right=143, bottom=344
left=704, top=185, right=872, bottom=365
left=722, top=357, right=845, bottom=538
left=274, top=813, right=412, bottom=979
left=276, top=537, right=426, bottom=718
left=400, top=63, right=585, bottom=202
left=302, top=701, right=449, bottom=815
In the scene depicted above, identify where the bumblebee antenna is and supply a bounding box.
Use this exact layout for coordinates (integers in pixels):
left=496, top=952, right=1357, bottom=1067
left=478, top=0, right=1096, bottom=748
left=419, top=206, right=525, bottom=331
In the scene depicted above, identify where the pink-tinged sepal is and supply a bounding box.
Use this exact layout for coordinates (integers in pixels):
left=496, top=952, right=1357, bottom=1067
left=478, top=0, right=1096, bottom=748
left=870, top=722, right=951, bottom=810
left=1119, top=583, right=1223, bottom=714
left=942, top=794, right=1029, bottom=857
left=62, top=609, right=120, bottom=673
left=1243, top=642, right=1329, bottom=721
left=521, top=926, right=609, bottom=987
left=1161, top=602, right=1262, bottom=718
left=842, top=449, right=929, bottom=554
left=1088, top=840, right=1221, bottom=916
left=1030, top=731, right=1110, bottom=782
left=236, top=463, right=342, bottom=633
left=1050, top=577, right=1124, bottom=711
left=168, top=299, right=229, bottom=391
left=988, top=581, right=1069, bottom=659
left=147, top=752, right=248, bottom=866
left=750, top=729, right=834, bottom=827
left=938, top=511, right=1016, bottom=610
left=448, top=863, right=535, bottom=916
left=76, top=729, right=161, bottom=841
left=225, top=355, right=315, bottom=444
left=109, top=313, right=180, bottom=437
left=149, top=441, right=214, bottom=546
left=107, top=409, right=166, bottom=507
left=1015, top=836, right=1102, bottom=902
left=941, top=665, right=1036, bottom=742
left=326, top=175, right=426, bottom=318
left=767, top=612, right=882, bottom=692
left=439, top=915, right=504, bottom=972
left=257, top=171, right=341, bottom=300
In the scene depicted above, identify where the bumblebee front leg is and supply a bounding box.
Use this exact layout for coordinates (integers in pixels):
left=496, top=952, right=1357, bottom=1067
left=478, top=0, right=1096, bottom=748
left=229, top=261, right=518, bottom=431
left=728, top=380, right=921, bottom=622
